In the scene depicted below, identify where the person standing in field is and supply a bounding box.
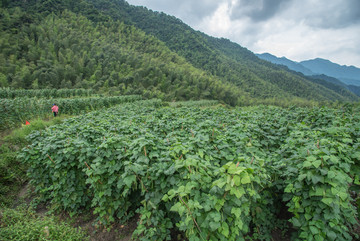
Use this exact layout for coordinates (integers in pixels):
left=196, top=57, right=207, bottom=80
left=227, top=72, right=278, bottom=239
left=52, top=104, right=59, bottom=117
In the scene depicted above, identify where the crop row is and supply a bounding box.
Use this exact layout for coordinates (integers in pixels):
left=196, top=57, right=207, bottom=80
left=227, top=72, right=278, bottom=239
left=0, top=88, right=96, bottom=99
left=0, top=95, right=142, bottom=131
left=19, top=103, right=360, bottom=240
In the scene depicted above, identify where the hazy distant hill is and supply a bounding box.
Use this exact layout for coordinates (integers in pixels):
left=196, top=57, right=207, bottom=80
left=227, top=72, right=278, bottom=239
left=257, top=53, right=360, bottom=87
left=256, top=53, right=314, bottom=75
left=257, top=53, right=360, bottom=96
left=2, top=0, right=359, bottom=104
left=300, top=58, right=360, bottom=86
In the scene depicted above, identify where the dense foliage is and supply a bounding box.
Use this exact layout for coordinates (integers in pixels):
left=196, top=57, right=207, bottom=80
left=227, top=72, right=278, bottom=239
left=0, top=94, right=141, bottom=131
left=19, top=100, right=360, bottom=240
left=1, top=0, right=359, bottom=106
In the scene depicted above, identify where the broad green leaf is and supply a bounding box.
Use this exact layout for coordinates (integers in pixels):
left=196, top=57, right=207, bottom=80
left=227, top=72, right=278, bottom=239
left=314, top=186, right=324, bottom=196
left=321, top=198, right=333, bottom=206
left=233, top=175, right=241, bottom=186
left=309, top=225, right=319, bottom=235
left=338, top=192, right=347, bottom=201
left=228, top=164, right=241, bottom=174
left=291, top=217, right=301, bottom=227
left=327, top=170, right=336, bottom=179
left=312, top=160, right=322, bottom=168
left=284, top=184, right=293, bottom=193
left=298, top=174, right=307, bottom=181
left=303, top=161, right=312, bottom=168
left=231, top=187, right=244, bottom=198
left=162, top=194, right=169, bottom=202
left=329, top=155, right=339, bottom=164
left=220, top=222, right=229, bottom=237
left=241, top=174, right=251, bottom=184
left=213, top=179, right=226, bottom=189
left=342, top=138, right=352, bottom=143
left=170, top=202, right=182, bottom=213
left=123, top=175, right=136, bottom=188
left=306, top=156, right=317, bottom=162
left=311, top=175, right=323, bottom=185
left=209, top=221, right=221, bottom=231
left=327, top=231, right=337, bottom=241
left=231, top=207, right=242, bottom=218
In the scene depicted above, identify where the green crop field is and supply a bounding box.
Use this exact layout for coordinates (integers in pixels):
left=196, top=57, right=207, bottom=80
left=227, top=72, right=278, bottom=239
left=18, top=99, right=360, bottom=241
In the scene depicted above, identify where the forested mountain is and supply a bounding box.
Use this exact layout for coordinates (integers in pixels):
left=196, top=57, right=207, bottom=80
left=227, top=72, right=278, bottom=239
left=0, top=4, right=249, bottom=104
left=1, top=0, right=359, bottom=105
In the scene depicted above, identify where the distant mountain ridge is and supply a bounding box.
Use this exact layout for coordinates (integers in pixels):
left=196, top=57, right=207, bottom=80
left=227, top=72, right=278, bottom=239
left=256, top=53, right=315, bottom=76
left=300, top=58, right=360, bottom=86
left=257, top=53, right=360, bottom=87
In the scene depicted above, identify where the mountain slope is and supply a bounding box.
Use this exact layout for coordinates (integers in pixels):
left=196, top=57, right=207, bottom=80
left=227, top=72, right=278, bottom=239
left=3, top=0, right=359, bottom=104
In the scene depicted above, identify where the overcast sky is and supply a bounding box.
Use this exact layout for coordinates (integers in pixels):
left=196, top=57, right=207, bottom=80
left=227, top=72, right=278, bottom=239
left=126, top=0, right=360, bottom=67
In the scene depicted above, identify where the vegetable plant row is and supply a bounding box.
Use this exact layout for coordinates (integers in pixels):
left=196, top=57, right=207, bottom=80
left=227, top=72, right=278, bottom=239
left=0, top=88, right=95, bottom=99
left=0, top=95, right=141, bottom=131
left=19, top=102, right=360, bottom=241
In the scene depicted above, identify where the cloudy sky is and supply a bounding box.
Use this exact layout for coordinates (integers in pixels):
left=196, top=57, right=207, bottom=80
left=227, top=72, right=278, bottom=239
left=126, top=0, right=360, bottom=67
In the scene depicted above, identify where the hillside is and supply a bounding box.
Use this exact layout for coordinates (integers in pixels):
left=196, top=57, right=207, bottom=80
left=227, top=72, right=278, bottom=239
left=0, top=5, right=249, bottom=105
left=1, top=0, right=359, bottom=105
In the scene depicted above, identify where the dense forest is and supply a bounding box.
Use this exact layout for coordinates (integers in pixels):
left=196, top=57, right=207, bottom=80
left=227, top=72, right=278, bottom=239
left=1, top=0, right=359, bottom=106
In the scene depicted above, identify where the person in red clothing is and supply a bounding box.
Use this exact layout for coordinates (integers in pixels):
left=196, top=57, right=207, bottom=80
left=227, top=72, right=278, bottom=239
left=51, top=104, right=59, bottom=117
